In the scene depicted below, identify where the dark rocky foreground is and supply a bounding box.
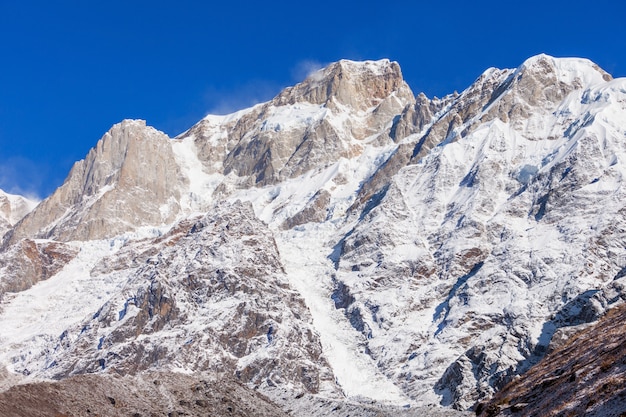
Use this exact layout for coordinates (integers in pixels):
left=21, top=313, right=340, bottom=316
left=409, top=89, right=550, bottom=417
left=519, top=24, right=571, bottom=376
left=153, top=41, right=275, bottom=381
left=0, top=371, right=473, bottom=417
left=0, top=372, right=288, bottom=417
left=476, top=302, right=626, bottom=417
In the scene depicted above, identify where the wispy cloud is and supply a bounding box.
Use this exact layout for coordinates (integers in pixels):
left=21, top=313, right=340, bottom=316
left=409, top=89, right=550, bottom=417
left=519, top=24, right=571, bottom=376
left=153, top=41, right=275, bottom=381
left=203, top=80, right=284, bottom=116
left=0, top=156, right=49, bottom=201
left=202, top=60, right=331, bottom=117
left=291, top=59, right=328, bottom=83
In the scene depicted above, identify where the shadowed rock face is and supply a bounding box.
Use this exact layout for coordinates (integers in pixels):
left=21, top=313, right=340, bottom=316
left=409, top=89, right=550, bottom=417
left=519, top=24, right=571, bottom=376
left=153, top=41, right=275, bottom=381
left=476, top=302, right=626, bottom=417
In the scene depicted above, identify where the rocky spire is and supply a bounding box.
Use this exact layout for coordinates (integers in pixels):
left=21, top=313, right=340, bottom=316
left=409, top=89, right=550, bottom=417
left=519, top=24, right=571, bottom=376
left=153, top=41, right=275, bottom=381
left=7, top=120, right=186, bottom=242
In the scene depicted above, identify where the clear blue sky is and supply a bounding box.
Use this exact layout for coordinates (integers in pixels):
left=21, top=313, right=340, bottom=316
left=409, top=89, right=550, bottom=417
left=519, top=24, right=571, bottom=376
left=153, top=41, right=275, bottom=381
left=1, top=0, right=625, bottom=198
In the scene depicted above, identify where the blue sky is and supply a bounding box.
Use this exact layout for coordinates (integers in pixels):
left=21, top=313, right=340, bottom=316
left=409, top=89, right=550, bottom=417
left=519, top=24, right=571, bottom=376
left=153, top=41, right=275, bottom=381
left=1, top=0, right=625, bottom=198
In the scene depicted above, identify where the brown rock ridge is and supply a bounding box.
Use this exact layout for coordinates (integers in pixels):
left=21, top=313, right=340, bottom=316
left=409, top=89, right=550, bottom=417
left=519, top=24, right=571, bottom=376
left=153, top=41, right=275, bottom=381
left=476, top=302, right=626, bottom=417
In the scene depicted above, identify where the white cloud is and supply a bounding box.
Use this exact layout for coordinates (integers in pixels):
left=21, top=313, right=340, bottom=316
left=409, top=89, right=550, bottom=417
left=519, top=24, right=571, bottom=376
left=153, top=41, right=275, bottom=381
left=199, top=59, right=329, bottom=118
left=203, top=80, right=283, bottom=116
left=0, top=157, right=47, bottom=200
left=291, top=59, right=328, bottom=83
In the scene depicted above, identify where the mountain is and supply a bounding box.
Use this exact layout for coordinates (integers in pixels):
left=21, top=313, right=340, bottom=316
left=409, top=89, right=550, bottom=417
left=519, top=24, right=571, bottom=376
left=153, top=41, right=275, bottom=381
left=0, top=190, right=37, bottom=239
left=0, top=54, right=625, bottom=415
left=330, top=55, right=626, bottom=409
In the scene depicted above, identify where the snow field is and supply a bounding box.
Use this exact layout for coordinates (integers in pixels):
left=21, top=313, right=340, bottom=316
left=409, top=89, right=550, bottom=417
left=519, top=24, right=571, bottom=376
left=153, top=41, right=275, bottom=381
left=276, top=223, right=410, bottom=404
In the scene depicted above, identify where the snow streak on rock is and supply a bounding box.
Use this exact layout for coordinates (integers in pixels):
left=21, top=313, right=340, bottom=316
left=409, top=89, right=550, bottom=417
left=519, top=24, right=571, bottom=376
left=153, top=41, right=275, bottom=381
left=276, top=223, right=409, bottom=403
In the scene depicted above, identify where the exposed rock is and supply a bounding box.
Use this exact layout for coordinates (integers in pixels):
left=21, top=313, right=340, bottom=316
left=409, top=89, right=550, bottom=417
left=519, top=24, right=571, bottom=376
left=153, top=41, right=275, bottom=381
left=281, top=189, right=331, bottom=229
left=6, top=120, right=185, bottom=242
left=0, top=239, right=77, bottom=297
left=0, top=372, right=290, bottom=417
left=181, top=59, right=415, bottom=189
left=476, top=302, right=626, bottom=417
left=14, top=201, right=335, bottom=397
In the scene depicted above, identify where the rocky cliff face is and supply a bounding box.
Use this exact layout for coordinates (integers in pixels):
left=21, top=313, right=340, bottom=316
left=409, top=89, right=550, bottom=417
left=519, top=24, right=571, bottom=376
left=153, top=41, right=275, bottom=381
left=6, top=120, right=185, bottom=243
left=0, top=190, right=37, bottom=239
left=0, top=55, right=625, bottom=415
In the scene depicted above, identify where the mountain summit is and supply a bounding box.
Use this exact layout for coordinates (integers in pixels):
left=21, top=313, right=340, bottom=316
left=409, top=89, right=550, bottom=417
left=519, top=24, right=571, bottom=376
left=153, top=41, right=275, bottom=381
left=0, top=190, right=38, bottom=238
left=1, top=55, right=625, bottom=415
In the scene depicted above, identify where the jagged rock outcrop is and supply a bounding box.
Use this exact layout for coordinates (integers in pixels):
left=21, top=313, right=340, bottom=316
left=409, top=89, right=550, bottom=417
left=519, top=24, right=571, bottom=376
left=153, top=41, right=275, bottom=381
left=179, top=59, right=415, bottom=189
left=6, top=120, right=185, bottom=243
left=352, top=55, right=614, bottom=214
left=275, top=59, right=409, bottom=111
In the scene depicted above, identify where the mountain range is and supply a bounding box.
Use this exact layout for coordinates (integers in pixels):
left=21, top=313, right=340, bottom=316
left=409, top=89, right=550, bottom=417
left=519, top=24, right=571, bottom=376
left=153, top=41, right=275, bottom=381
left=1, top=54, right=625, bottom=416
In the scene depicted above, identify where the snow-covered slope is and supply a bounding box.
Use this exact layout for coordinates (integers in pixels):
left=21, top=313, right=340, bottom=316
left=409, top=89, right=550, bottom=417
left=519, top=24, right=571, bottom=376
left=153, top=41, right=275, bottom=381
left=333, top=55, right=626, bottom=408
left=0, top=55, right=625, bottom=414
left=1, top=202, right=335, bottom=397
left=0, top=190, right=38, bottom=239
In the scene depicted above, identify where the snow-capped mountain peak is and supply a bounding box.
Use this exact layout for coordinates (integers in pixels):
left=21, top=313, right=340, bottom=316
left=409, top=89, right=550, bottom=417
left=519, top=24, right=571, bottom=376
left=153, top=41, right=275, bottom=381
left=517, top=53, right=612, bottom=85
left=0, top=189, right=37, bottom=224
